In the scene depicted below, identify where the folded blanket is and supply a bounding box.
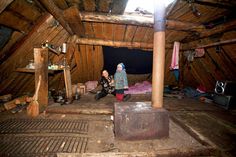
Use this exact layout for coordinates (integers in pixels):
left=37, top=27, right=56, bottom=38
left=125, top=81, right=152, bottom=94
left=85, top=81, right=98, bottom=91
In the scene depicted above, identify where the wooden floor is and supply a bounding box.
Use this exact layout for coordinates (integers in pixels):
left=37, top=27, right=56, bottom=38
left=48, top=93, right=236, bottom=157
left=0, top=93, right=235, bottom=157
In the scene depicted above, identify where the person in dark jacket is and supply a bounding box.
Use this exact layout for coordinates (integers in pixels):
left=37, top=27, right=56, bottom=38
left=95, top=69, right=131, bottom=101
left=95, top=70, right=115, bottom=100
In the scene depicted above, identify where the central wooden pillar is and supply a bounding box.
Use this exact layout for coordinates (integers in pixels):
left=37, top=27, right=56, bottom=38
left=152, top=1, right=166, bottom=108
left=114, top=1, right=169, bottom=140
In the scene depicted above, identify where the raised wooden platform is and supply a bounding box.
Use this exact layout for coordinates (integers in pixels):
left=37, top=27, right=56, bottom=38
left=15, top=68, right=63, bottom=74
left=0, top=94, right=235, bottom=156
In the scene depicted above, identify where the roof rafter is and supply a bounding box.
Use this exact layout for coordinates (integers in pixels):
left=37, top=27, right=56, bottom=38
left=63, top=6, right=85, bottom=38
left=192, top=0, right=236, bottom=10
left=182, top=38, right=236, bottom=50
left=0, top=13, right=50, bottom=65
left=166, top=0, right=179, bottom=17
left=182, top=18, right=236, bottom=44
left=0, top=0, right=14, bottom=14
left=38, top=0, right=74, bottom=35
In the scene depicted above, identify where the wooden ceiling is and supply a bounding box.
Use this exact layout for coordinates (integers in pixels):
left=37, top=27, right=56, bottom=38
left=0, top=0, right=236, bottom=95
left=1, top=0, right=235, bottom=59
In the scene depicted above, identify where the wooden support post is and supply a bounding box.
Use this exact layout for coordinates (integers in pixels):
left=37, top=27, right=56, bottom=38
left=34, top=48, right=48, bottom=107
left=64, top=65, right=73, bottom=102
left=152, top=1, right=166, bottom=108
left=114, top=1, right=170, bottom=138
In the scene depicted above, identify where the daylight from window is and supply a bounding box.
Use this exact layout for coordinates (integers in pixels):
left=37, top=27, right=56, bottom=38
left=124, top=0, right=175, bottom=14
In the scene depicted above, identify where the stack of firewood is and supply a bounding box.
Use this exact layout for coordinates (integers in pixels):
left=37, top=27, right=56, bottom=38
left=0, top=94, right=32, bottom=113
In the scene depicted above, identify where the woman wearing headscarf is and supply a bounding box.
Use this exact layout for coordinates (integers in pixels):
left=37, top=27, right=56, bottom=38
left=95, top=70, right=115, bottom=100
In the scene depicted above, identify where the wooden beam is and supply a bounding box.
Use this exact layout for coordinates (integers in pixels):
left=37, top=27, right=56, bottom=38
left=183, top=19, right=236, bottom=42
left=70, top=36, right=170, bottom=50
left=0, top=11, right=30, bottom=32
left=33, top=0, right=46, bottom=12
left=0, top=13, right=50, bottom=65
left=0, top=0, right=14, bottom=14
left=182, top=38, right=236, bottom=50
left=193, top=0, right=236, bottom=10
left=63, top=6, right=85, bottom=37
left=166, top=0, right=179, bottom=17
left=80, top=12, right=204, bottom=32
left=34, top=48, right=48, bottom=107
left=199, top=19, right=236, bottom=39
left=8, top=0, right=42, bottom=22
left=57, top=147, right=216, bottom=157
left=74, top=37, right=153, bottom=49
left=53, top=0, right=68, bottom=10
left=73, top=46, right=81, bottom=80
left=166, top=20, right=204, bottom=31
left=198, top=39, right=236, bottom=49
left=80, top=12, right=153, bottom=27
left=39, top=0, right=74, bottom=35
left=65, top=43, right=75, bottom=68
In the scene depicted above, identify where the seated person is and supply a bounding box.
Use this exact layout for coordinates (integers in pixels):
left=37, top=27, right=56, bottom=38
left=95, top=69, right=131, bottom=101
left=95, top=70, right=115, bottom=100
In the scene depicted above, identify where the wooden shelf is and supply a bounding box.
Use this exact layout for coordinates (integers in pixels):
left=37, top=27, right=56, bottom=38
left=16, top=68, right=63, bottom=74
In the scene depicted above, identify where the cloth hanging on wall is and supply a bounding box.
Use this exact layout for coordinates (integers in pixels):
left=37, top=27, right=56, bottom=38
left=170, top=41, right=180, bottom=70
left=170, top=42, right=180, bottom=82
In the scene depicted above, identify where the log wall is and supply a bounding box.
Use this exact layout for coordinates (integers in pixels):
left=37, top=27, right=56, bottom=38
left=181, top=30, right=236, bottom=90
left=0, top=0, right=236, bottom=95
left=1, top=15, right=236, bottom=95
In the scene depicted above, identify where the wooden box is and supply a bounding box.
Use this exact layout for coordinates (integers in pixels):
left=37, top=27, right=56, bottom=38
left=72, top=83, right=86, bottom=95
